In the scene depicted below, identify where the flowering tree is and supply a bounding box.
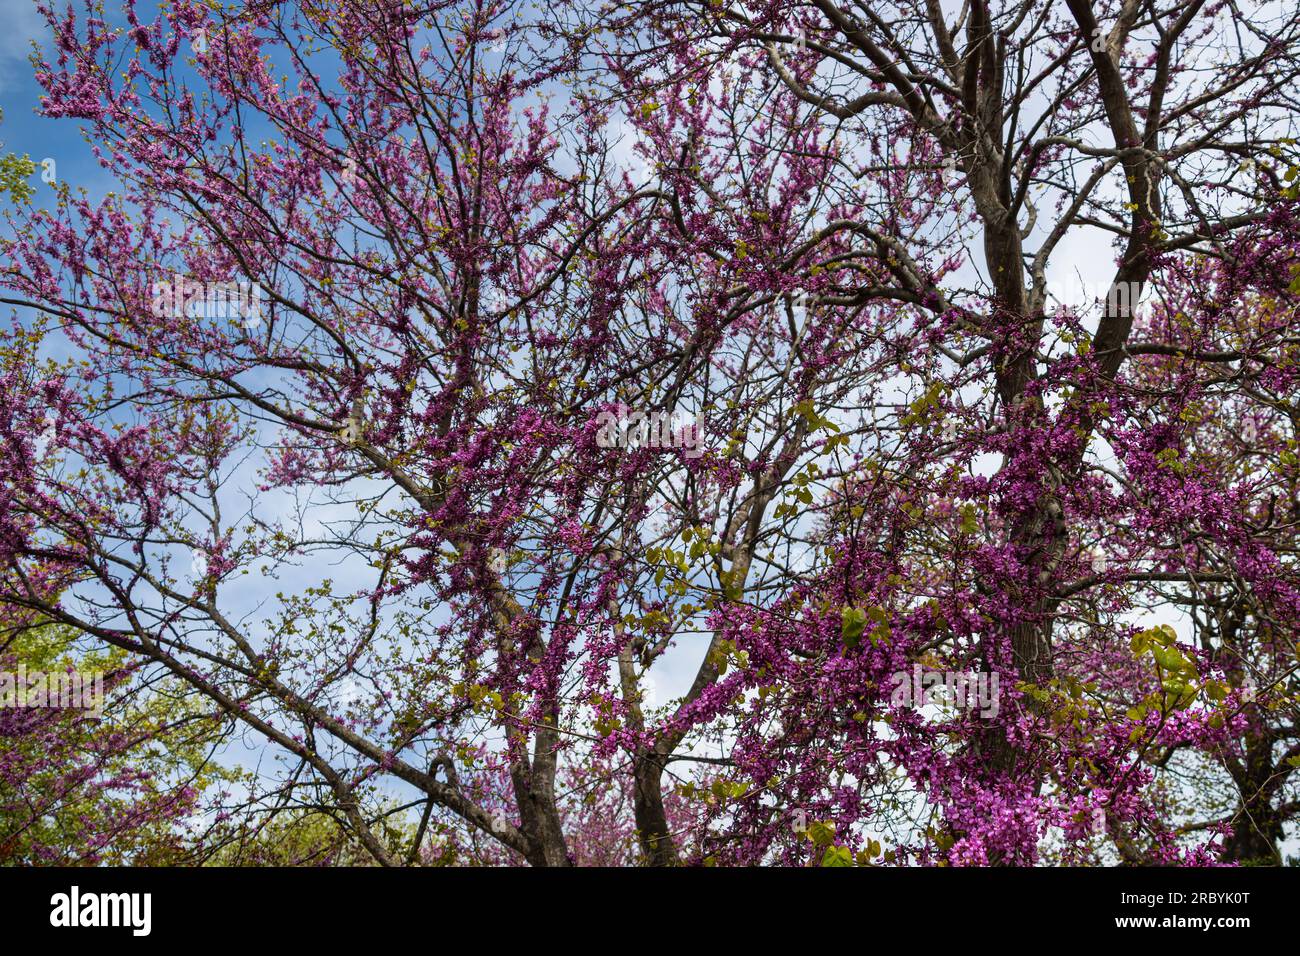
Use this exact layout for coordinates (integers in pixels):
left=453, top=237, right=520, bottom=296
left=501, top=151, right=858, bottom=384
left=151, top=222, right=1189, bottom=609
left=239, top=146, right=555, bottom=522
left=0, top=614, right=225, bottom=864
left=1, top=0, right=1298, bottom=866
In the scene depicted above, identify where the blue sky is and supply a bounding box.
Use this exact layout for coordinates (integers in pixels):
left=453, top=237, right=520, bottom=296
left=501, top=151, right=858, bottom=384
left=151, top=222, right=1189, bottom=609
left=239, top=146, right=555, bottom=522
left=0, top=1, right=114, bottom=211
left=3, top=0, right=1293, bottom=863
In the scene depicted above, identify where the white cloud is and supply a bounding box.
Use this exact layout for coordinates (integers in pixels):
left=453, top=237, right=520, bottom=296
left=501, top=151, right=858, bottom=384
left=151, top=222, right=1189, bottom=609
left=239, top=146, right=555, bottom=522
left=0, top=3, right=46, bottom=94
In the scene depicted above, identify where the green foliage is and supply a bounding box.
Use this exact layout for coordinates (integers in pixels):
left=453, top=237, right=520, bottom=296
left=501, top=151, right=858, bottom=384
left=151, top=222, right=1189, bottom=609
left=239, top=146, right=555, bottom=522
left=820, top=845, right=854, bottom=866
left=0, top=152, right=35, bottom=203
left=1126, top=624, right=1220, bottom=724
left=0, top=110, right=35, bottom=204
left=205, top=807, right=408, bottom=866
left=0, top=623, right=234, bottom=864
left=841, top=605, right=889, bottom=649
left=807, top=820, right=836, bottom=846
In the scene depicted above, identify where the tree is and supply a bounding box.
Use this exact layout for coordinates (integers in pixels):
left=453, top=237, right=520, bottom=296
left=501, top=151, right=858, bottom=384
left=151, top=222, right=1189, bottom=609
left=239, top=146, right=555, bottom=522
left=1115, top=243, right=1300, bottom=865
left=0, top=614, right=228, bottom=864
left=1, top=0, right=1298, bottom=866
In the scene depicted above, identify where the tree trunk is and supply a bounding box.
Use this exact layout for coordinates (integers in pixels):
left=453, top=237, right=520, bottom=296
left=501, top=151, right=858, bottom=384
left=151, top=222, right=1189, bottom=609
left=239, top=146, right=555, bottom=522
left=1221, top=729, right=1283, bottom=865
left=632, top=752, right=679, bottom=866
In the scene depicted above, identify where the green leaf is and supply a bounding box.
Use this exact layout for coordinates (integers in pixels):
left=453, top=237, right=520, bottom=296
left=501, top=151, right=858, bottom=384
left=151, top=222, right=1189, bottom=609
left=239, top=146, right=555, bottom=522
left=959, top=504, right=979, bottom=535
left=821, top=845, right=854, bottom=867
left=841, top=607, right=867, bottom=648
left=807, top=820, right=836, bottom=847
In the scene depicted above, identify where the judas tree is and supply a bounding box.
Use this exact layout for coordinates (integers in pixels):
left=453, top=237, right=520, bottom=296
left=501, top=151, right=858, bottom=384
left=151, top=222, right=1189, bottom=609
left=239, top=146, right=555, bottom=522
left=1, top=0, right=1298, bottom=866
left=0, top=613, right=224, bottom=864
